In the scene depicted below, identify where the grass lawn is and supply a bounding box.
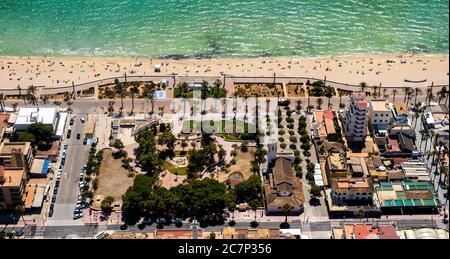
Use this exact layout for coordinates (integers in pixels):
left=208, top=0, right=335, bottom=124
left=174, top=87, right=227, bottom=98
left=182, top=120, right=256, bottom=140
left=163, top=160, right=188, bottom=176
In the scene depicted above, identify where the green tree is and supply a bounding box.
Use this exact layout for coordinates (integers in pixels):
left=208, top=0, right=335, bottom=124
left=235, top=175, right=262, bottom=205
left=27, top=85, right=38, bottom=106
left=100, top=196, right=115, bottom=212
left=240, top=141, right=249, bottom=152
left=158, top=131, right=177, bottom=157
left=134, top=129, right=162, bottom=176
left=27, top=123, right=53, bottom=148
left=130, top=82, right=140, bottom=115
left=114, top=79, right=125, bottom=114
left=281, top=203, right=292, bottom=224
left=310, top=184, right=322, bottom=199
left=17, top=132, right=36, bottom=144
left=316, top=98, right=323, bottom=110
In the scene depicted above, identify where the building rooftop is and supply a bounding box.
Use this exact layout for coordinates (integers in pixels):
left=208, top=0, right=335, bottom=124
left=357, top=100, right=367, bottom=109
left=0, top=113, right=10, bottom=128
left=0, top=142, right=31, bottom=156
left=370, top=100, right=389, bottom=112
left=332, top=178, right=374, bottom=193
left=374, top=181, right=441, bottom=208
left=84, top=115, right=97, bottom=135
left=394, top=102, right=408, bottom=116
left=30, top=159, right=50, bottom=176
left=16, top=107, right=57, bottom=125
left=328, top=152, right=346, bottom=171
left=36, top=141, right=60, bottom=158
left=344, top=224, right=399, bottom=239
left=0, top=167, right=25, bottom=187
left=265, top=158, right=305, bottom=213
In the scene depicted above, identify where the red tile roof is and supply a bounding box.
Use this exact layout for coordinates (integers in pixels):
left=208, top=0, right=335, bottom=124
left=358, top=100, right=367, bottom=109
left=0, top=113, right=10, bottom=128
left=323, top=110, right=334, bottom=120
left=378, top=225, right=399, bottom=239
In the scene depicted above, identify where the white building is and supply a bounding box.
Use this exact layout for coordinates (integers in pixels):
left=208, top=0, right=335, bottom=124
left=14, top=107, right=59, bottom=132
left=343, top=92, right=368, bottom=143
left=368, top=100, right=392, bottom=128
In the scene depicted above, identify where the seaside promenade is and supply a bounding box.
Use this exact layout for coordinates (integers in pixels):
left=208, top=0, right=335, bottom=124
left=1, top=54, right=448, bottom=98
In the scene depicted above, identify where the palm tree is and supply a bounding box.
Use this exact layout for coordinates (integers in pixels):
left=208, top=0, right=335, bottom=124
left=382, top=88, right=387, bottom=99
left=392, top=89, right=398, bottom=103
left=419, top=130, right=428, bottom=151
left=27, top=85, right=38, bottom=106
left=41, top=95, right=49, bottom=105
left=359, top=82, right=367, bottom=93
left=0, top=94, right=4, bottom=112
left=17, top=85, right=26, bottom=104
left=249, top=200, right=259, bottom=228
left=372, top=86, right=378, bottom=98
left=402, top=87, right=410, bottom=103
left=426, top=88, right=434, bottom=106
left=413, top=112, right=420, bottom=128
left=214, top=79, right=221, bottom=98
left=281, top=203, right=292, bottom=225
left=413, top=88, right=422, bottom=105
left=145, top=83, right=155, bottom=114
left=130, top=82, right=140, bottom=115
left=316, top=98, right=323, bottom=110
left=63, top=92, right=73, bottom=113
left=114, top=79, right=125, bottom=115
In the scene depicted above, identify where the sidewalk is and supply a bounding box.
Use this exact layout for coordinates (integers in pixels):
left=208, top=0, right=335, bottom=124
left=83, top=209, right=122, bottom=225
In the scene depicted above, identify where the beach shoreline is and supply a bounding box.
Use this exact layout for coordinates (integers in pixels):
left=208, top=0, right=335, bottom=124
left=1, top=52, right=448, bottom=90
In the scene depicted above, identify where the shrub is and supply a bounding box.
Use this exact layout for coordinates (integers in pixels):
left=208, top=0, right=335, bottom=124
left=289, top=136, right=298, bottom=143
left=280, top=143, right=287, bottom=149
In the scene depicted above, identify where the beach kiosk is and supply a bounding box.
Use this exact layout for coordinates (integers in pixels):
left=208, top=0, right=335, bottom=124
left=154, top=64, right=161, bottom=72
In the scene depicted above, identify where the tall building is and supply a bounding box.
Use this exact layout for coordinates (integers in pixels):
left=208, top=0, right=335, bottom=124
left=0, top=142, right=34, bottom=173
left=343, top=92, right=368, bottom=143
left=368, top=100, right=392, bottom=129
left=0, top=166, right=27, bottom=207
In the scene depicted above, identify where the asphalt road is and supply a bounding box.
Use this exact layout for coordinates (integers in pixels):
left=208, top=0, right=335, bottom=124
left=3, top=218, right=441, bottom=239
left=48, top=115, right=90, bottom=224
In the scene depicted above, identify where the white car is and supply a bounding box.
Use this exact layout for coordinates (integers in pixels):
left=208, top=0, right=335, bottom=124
left=79, top=183, right=85, bottom=189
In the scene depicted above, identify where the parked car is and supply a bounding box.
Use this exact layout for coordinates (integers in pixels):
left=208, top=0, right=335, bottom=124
left=55, top=180, right=60, bottom=188
left=73, top=212, right=83, bottom=220
left=77, top=133, right=81, bottom=140
left=64, top=144, right=68, bottom=150
left=49, top=205, right=54, bottom=217
left=156, top=218, right=166, bottom=225
left=83, top=139, right=87, bottom=145
left=142, top=217, right=153, bottom=225
left=70, top=118, right=74, bottom=126
left=52, top=195, right=57, bottom=203
left=53, top=187, right=58, bottom=195
left=80, top=117, right=85, bottom=123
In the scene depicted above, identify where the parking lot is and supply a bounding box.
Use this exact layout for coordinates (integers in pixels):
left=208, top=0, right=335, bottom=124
left=46, top=115, right=91, bottom=225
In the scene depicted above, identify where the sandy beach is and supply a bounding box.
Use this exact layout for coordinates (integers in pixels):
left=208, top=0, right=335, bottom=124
left=0, top=53, right=448, bottom=90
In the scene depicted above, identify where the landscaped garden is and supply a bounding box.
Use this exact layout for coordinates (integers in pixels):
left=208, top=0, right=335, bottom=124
left=182, top=120, right=257, bottom=141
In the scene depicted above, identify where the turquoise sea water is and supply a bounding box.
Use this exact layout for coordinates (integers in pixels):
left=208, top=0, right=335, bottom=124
left=0, top=0, right=448, bottom=58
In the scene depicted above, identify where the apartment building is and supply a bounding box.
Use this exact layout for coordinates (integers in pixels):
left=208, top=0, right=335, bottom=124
left=343, top=92, right=368, bottom=143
